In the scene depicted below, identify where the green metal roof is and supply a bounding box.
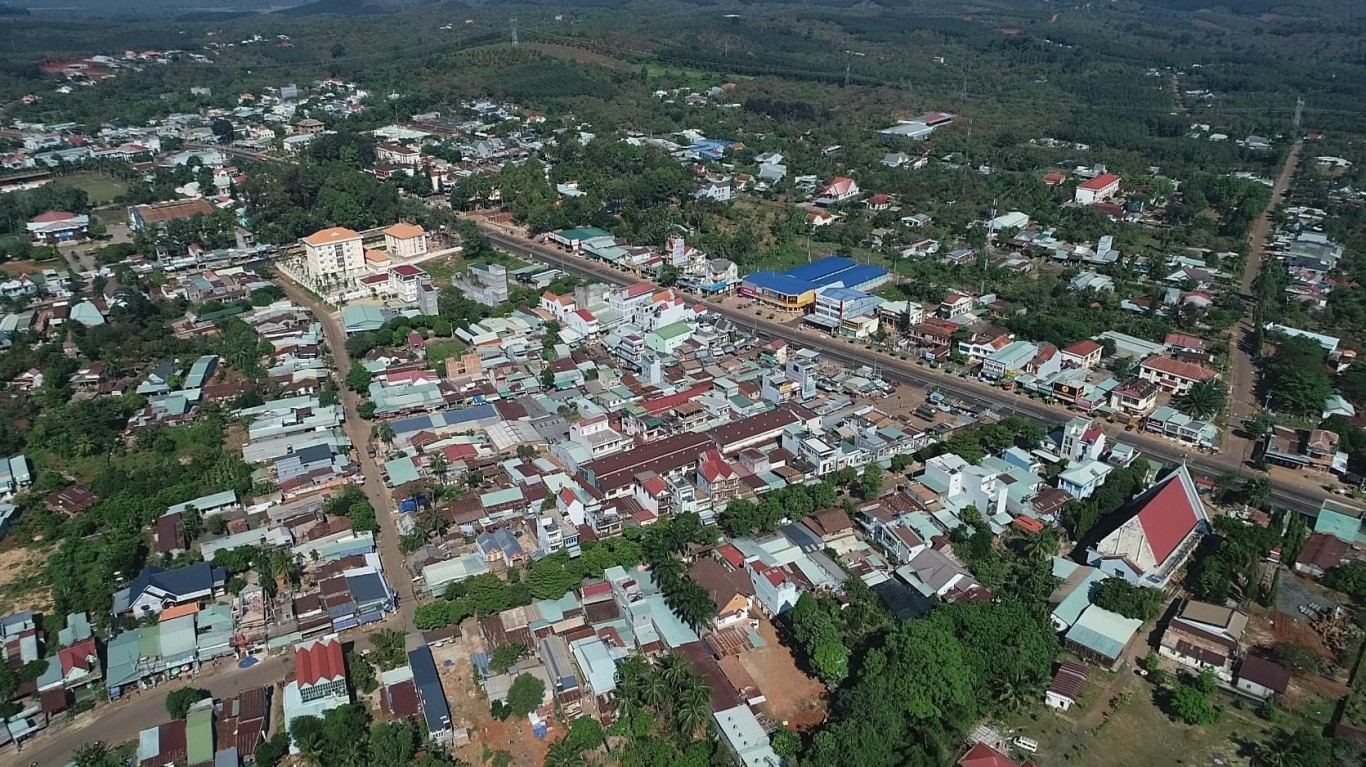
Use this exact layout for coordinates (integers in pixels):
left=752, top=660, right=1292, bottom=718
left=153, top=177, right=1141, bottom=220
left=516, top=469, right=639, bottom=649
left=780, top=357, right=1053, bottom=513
left=1065, top=605, right=1141, bottom=660
left=650, top=322, right=692, bottom=341
left=1314, top=508, right=1363, bottom=544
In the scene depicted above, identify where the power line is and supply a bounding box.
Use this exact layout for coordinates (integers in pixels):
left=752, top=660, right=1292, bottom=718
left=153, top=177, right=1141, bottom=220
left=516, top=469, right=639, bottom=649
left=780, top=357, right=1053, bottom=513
left=510, top=17, right=519, bottom=49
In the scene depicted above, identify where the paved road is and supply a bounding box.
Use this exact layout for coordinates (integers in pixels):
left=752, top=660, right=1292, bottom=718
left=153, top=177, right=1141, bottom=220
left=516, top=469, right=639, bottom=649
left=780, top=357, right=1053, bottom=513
left=471, top=221, right=1346, bottom=516
left=275, top=277, right=419, bottom=644
left=1227, top=141, right=1304, bottom=454
left=0, top=657, right=288, bottom=767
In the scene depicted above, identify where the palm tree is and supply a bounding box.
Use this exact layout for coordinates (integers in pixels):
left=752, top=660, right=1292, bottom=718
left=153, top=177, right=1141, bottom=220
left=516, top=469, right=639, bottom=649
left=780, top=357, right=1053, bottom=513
left=374, top=421, right=396, bottom=447
left=428, top=451, right=449, bottom=483
left=73, top=742, right=118, bottom=767
left=675, top=684, right=712, bottom=740
left=1242, top=476, right=1271, bottom=510
left=1253, top=729, right=1296, bottom=767
left=1179, top=379, right=1226, bottom=419
left=544, top=739, right=589, bottom=767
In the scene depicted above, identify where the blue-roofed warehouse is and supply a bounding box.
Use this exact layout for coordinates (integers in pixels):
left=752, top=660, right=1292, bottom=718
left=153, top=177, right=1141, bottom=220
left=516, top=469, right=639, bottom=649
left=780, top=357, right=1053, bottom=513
left=786, top=256, right=857, bottom=283
left=741, top=256, right=888, bottom=313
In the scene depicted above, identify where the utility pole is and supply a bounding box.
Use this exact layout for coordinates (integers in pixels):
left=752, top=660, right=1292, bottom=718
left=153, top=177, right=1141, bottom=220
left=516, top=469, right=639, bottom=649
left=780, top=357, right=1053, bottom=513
left=1293, top=96, right=1304, bottom=129
left=511, top=17, right=519, bottom=49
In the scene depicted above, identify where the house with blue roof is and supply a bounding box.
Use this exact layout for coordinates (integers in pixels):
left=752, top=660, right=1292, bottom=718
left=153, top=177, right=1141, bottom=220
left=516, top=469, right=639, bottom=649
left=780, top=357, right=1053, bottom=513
left=112, top=562, right=227, bottom=618
left=409, top=645, right=454, bottom=744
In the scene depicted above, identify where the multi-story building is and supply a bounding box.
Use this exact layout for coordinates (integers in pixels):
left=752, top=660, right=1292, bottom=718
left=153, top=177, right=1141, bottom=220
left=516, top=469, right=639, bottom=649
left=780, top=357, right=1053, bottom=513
left=1138, top=355, right=1218, bottom=395
left=452, top=263, right=509, bottom=306
left=1075, top=173, right=1121, bottom=205
left=303, top=227, right=364, bottom=279
left=387, top=264, right=430, bottom=303
left=383, top=223, right=427, bottom=258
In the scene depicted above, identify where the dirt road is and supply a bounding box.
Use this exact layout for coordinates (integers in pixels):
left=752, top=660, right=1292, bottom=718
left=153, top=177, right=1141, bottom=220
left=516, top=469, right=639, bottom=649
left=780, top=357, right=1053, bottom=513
left=1227, top=141, right=1303, bottom=453
left=276, top=277, right=418, bottom=644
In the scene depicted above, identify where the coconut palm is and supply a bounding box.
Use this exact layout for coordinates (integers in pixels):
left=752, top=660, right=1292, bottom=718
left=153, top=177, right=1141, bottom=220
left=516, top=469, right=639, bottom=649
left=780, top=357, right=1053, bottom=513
left=675, top=683, right=713, bottom=740
left=544, top=739, right=589, bottom=767
left=427, top=451, right=449, bottom=483
left=73, top=742, right=118, bottom=767
left=1179, top=379, right=1226, bottom=419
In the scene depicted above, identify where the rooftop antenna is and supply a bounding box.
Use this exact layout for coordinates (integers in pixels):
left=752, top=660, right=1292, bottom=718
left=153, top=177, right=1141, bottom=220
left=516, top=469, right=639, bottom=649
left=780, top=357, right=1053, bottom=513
left=511, top=17, right=519, bottom=49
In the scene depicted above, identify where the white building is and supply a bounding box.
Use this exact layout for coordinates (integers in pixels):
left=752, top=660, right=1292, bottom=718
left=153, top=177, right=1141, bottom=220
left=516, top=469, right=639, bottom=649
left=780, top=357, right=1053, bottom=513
left=387, top=264, right=430, bottom=303
left=303, top=227, right=364, bottom=278
left=383, top=223, right=427, bottom=258
left=1075, top=173, right=1121, bottom=205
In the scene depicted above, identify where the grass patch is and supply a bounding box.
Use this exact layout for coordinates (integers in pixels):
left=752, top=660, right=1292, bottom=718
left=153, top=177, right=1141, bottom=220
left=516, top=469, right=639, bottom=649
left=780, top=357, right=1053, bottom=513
left=58, top=172, right=128, bottom=206
left=425, top=338, right=469, bottom=365
left=426, top=253, right=530, bottom=284
left=1020, top=680, right=1277, bottom=767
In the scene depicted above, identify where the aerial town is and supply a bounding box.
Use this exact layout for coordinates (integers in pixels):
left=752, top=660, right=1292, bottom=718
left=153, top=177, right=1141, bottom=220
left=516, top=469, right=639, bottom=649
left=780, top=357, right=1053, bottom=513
left=0, top=2, right=1364, bottom=767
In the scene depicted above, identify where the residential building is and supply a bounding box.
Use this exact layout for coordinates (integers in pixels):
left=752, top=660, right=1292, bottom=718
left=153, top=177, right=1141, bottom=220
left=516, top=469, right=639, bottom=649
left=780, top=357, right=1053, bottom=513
left=303, top=227, right=364, bottom=279
left=1138, top=355, right=1217, bottom=395
left=112, top=562, right=226, bottom=618
left=1075, top=173, right=1121, bottom=205
left=387, top=264, right=430, bottom=303
left=1061, top=339, right=1103, bottom=369
left=1235, top=655, right=1290, bottom=700
left=1263, top=426, right=1346, bottom=475
left=1108, top=378, right=1160, bottom=418
left=1158, top=600, right=1248, bottom=681
left=452, top=263, right=510, bottom=306
left=1045, top=661, right=1087, bottom=712
left=1060, top=417, right=1106, bottom=463
left=818, top=176, right=860, bottom=203
left=747, top=560, right=799, bottom=616
left=384, top=223, right=427, bottom=258
left=713, top=704, right=782, bottom=767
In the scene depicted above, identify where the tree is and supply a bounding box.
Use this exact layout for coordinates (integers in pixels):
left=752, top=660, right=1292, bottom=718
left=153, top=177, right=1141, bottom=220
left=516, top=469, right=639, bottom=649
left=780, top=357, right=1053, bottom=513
left=211, top=118, right=235, bottom=145
left=1265, top=337, right=1333, bottom=417
left=490, top=642, right=528, bottom=673
left=771, top=727, right=800, bottom=758
left=166, top=687, right=212, bottom=719
left=348, top=651, right=378, bottom=694
left=345, top=365, right=373, bottom=392
left=858, top=462, right=885, bottom=499
left=357, top=400, right=377, bottom=419
left=1324, top=562, right=1366, bottom=603
left=1092, top=578, right=1168, bottom=621
left=540, top=367, right=556, bottom=390
left=1179, top=379, right=1226, bottom=419
left=254, top=732, right=291, bottom=767
left=370, top=628, right=408, bottom=670
left=73, top=742, right=121, bottom=767
left=506, top=672, right=546, bottom=717
left=1271, top=643, right=1320, bottom=676
left=1168, top=672, right=1220, bottom=725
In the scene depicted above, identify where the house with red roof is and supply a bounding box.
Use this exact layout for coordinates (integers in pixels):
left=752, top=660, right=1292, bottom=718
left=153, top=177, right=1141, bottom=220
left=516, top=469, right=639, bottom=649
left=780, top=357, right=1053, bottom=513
left=1138, top=355, right=1218, bottom=395
left=697, top=449, right=741, bottom=503
left=1074, top=172, right=1121, bottom=205
left=27, top=211, right=90, bottom=244
left=37, top=637, right=101, bottom=696
left=565, top=307, right=600, bottom=337
left=818, top=176, right=860, bottom=203
left=747, top=560, right=799, bottom=616
left=294, top=635, right=348, bottom=703
left=959, top=741, right=1031, bottom=767
left=1086, top=464, right=1210, bottom=587
left=1061, top=339, right=1104, bottom=369
left=866, top=193, right=892, bottom=211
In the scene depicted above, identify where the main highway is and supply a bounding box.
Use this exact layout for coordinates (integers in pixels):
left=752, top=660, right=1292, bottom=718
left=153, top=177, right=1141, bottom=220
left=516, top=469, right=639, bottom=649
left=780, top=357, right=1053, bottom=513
left=194, top=141, right=1349, bottom=516
left=471, top=221, right=1348, bottom=517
